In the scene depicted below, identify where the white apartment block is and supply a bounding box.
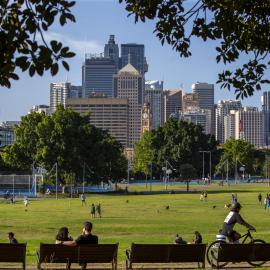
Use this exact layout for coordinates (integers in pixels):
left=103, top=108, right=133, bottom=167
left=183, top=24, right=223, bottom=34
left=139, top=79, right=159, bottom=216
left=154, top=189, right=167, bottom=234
left=216, top=100, right=242, bottom=144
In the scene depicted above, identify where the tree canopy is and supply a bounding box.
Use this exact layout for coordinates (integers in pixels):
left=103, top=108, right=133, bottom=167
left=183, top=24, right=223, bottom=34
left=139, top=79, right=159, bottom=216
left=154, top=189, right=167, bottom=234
left=120, top=0, right=270, bottom=98
left=0, top=0, right=76, bottom=88
left=1, top=106, right=127, bottom=185
left=134, top=118, right=218, bottom=179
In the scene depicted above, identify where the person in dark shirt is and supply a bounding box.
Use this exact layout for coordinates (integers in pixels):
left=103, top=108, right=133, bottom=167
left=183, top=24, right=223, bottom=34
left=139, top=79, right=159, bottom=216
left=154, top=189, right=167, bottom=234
left=194, top=231, right=202, bottom=244
left=7, top=232, right=18, bottom=244
left=62, top=221, right=98, bottom=246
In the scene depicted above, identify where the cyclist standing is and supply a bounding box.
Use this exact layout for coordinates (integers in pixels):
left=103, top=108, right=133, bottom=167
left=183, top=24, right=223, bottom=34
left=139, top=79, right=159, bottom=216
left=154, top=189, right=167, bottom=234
left=220, top=202, right=256, bottom=243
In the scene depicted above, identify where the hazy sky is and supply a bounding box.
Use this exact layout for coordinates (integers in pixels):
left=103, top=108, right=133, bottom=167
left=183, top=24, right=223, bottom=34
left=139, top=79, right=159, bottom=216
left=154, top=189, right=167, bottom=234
left=0, top=0, right=267, bottom=121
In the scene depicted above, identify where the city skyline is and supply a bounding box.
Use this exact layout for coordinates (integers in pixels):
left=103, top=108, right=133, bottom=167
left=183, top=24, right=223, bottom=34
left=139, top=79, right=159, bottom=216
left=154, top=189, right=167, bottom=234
left=0, top=0, right=268, bottom=121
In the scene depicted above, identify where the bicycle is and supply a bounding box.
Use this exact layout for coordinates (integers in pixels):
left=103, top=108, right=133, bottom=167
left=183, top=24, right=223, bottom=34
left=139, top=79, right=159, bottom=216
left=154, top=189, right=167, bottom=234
left=206, top=229, right=266, bottom=268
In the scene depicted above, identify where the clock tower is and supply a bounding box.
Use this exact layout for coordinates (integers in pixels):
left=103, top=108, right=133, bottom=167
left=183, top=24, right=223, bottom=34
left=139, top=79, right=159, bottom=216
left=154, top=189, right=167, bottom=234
left=141, top=102, right=152, bottom=134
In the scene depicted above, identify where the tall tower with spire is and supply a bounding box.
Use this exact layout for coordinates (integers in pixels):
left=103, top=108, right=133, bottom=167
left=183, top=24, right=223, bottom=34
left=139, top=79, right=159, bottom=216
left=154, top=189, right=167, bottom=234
left=104, top=35, right=119, bottom=69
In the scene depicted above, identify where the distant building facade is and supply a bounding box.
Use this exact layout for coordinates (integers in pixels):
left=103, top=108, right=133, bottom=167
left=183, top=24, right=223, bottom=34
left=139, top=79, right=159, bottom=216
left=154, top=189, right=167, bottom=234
left=120, top=43, right=148, bottom=75
left=262, top=91, right=270, bottom=146
left=144, top=80, right=164, bottom=129
left=215, top=100, right=242, bottom=144
left=164, top=89, right=182, bottom=121
left=224, top=107, right=263, bottom=147
left=50, top=82, right=70, bottom=113
left=180, top=109, right=211, bottom=134
left=192, top=82, right=215, bottom=134
left=113, top=63, right=143, bottom=148
left=104, top=35, right=120, bottom=69
left=182, top=93, right=200, bottom=112
left=66, top=97, right=128, bottom=147
left=30, top=105, right=50, bottom=115
left=82, top=55, right=117, bottom=98
left=0, top=122, right=17, bottom=148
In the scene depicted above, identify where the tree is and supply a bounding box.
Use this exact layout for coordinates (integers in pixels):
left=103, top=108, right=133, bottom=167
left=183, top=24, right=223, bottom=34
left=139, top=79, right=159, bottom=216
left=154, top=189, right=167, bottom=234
left=133, top=131, right=154, bottom=179
left=134, top=118, right=218, bottom=179
left=0, top=0, right=76, bottom=88
left=120, top=0, right=270, bottom=98
left=179, top=164, right=197, bottom=192
left=216, top=138, right=255, bottom=178
left=1, top=106, right=127, bottom=185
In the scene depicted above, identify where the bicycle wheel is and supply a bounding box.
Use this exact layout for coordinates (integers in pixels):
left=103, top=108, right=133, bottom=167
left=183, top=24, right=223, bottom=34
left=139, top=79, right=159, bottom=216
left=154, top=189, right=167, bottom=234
left=206, top=240, right=228, bottom=268
left=247, top=239, right=266, bottom=267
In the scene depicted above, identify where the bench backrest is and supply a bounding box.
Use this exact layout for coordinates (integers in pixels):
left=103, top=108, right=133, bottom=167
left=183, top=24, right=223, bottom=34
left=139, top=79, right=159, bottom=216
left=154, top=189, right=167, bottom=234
left=130, top=244, right=170, bottom=263
left=0, top=243, right=26, bottom=263
left=78, top=244, right=118, bottom=263
left=218, top=243, right=270, bottom=262
left=39, top=244, right=78, bottom=263
left=129, top=243, right=206, bottom=263
left=169, top=244, right=207, bottom=262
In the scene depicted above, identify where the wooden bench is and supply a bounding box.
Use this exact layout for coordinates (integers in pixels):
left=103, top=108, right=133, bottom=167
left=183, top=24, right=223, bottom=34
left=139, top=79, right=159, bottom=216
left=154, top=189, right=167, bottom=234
left=126, top=243, right=207, bottom=269
left=0, top=243, right=26, bottom=270
left=37, top=243, right=118, bottom=269
left=215, top=243, right=270, bottom=269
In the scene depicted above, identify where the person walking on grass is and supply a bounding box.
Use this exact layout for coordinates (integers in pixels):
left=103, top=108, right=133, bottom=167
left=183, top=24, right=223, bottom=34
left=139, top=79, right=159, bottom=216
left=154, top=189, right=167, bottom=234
left=96, top=203, right=101, bottom=218
left=90, top=203, right=95, bottom=218
left=81, top=193, right=86, bottom=207
left=23, top=196, right=29, bottom=211
left=258, top=193, right=262, bottom=205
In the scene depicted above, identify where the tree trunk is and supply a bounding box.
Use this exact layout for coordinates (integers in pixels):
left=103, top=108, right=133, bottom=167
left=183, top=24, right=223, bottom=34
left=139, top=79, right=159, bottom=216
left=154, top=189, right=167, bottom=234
left=186, top=181, right=189, bottom=192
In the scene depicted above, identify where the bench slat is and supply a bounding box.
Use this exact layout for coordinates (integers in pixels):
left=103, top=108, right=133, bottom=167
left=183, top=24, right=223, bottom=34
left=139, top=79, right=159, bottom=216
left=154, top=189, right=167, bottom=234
left=0, top=244, right=26, bottom=263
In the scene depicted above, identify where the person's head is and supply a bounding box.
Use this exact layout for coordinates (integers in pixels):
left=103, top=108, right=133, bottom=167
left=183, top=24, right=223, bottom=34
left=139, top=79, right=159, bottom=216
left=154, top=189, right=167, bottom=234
left=7, top=232, right=14, bottom=240
left=231, top=202, right=242, bottom=212
left=56, top=227, right=70, bottom=241
left=194, top=231, right=200, bottom=236
left=83, top=221, right=93, bottom=234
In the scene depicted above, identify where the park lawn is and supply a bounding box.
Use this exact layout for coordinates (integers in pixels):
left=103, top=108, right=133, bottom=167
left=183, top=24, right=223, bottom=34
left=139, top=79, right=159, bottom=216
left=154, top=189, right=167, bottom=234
left=0, top=183, right=270, bottom=267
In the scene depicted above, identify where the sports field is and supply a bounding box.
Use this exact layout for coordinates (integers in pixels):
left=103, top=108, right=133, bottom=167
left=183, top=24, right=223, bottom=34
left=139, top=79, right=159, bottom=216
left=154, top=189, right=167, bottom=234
left=0, top=183, right=270, bottom=267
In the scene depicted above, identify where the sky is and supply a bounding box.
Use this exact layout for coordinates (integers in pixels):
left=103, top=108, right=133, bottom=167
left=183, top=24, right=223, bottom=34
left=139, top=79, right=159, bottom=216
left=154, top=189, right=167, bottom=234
left=0, top=0, right=267, bottom=121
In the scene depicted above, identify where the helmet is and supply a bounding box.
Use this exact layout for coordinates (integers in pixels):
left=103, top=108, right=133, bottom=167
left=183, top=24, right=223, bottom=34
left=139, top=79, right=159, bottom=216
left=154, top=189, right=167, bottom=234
left=231, top=202, right=242, bottom=211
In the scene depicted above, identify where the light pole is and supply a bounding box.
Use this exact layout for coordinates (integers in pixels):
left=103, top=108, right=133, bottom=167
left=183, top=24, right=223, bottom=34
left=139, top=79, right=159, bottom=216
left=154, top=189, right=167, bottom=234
left=199, top=151, right=211, bottom=183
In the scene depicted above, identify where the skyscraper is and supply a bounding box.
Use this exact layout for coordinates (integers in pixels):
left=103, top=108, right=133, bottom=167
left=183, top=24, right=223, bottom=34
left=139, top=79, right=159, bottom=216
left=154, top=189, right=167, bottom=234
left=104, top=35, right=119, bottom=69
left=82, top=54, right=118, bottom=98
left=144, top=80, right=164, bottom=129
left=113, top=63, right=143, bottom=147
left=215, top=100, right=242, bottom=144
left=192, top=82, right=215, bottom=134
left=262, top=91, right=270, bottom=146
left=121, top=43, right=148, bottom=75
left=164, top=89, right=182, bottom=122
left=50, top=82, right=70, bottom=113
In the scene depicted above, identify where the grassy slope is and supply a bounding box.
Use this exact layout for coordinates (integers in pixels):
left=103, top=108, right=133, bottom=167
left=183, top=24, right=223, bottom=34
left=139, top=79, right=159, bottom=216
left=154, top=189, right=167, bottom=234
left=0, top=183, right=270, bottom=266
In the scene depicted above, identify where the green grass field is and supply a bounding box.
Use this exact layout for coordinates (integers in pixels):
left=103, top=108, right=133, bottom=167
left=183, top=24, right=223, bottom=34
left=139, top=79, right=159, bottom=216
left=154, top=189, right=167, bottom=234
left=0, top=183, right=270, bottom=268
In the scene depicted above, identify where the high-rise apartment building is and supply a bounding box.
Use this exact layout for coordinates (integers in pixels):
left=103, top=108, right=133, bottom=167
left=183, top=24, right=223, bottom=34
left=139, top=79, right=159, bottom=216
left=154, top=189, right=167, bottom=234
left=70, top=85, right=82, bottom=99
left=113, top=63, right=143, bottom=148
left=164, top=89, right=182, bottom=122
left=234, top=107, right=263, bottom=147
left=262, top=91, right=270, bottom=146
left=50, top=82, right=70, bottom=113
left=82, top=55, right=117, bottom=98
left=104, top=35, right=119, bottom=69
left=66, top=98, right=128, bottom=147
left=120, top=43, right=148, bottom=75
left=144, top=80, right=164, bottom=129
left=215, top=100, right=242, bottom=144
left=224, top=110, right=237, bottom=141
left=192, top=82, right=215, bottom=134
